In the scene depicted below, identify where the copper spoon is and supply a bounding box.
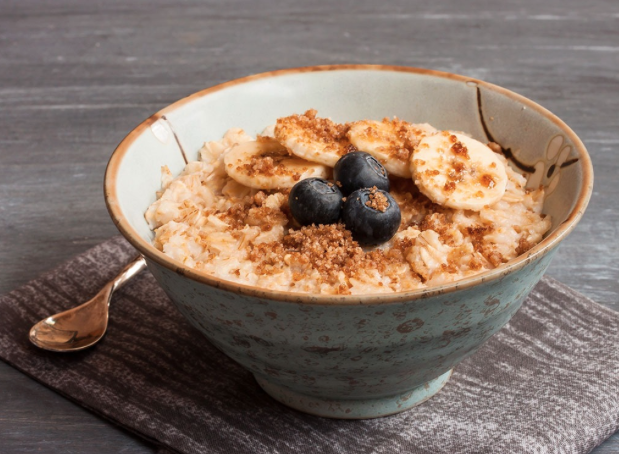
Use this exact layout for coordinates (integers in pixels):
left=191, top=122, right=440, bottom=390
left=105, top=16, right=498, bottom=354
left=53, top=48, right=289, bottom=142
left=29, top=256, right=147, bottom=352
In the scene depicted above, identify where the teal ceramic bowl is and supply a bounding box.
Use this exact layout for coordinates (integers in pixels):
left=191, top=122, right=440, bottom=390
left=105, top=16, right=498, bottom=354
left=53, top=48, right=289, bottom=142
left=104, top=65, right=593, bottom=418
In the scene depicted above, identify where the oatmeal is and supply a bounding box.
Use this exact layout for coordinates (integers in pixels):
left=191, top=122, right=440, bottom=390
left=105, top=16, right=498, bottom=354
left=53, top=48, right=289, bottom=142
left=145, top=111, right=551, bottom=295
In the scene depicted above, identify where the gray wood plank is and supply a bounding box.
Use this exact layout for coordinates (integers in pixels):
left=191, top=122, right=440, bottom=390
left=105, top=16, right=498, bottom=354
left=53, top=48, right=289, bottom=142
left=1, top=0, right=617, bottom=452
left=0, top=362, right=155, bottom=454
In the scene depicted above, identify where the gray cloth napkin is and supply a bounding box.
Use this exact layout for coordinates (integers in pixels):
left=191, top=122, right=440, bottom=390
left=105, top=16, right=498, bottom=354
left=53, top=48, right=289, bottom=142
left=0, top=236, right=618, bottom=454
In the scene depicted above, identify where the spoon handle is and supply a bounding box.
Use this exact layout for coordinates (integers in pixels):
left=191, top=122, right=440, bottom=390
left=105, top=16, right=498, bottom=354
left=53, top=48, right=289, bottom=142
left=111, top=256, right=147, bottom=293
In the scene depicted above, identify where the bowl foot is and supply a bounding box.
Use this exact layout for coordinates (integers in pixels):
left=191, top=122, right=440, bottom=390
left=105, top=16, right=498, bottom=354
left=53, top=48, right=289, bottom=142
left=254, top=369, right=453, bottom=419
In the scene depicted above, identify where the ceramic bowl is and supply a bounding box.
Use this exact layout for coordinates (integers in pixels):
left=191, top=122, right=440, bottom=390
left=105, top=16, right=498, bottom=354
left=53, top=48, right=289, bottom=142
left=104, top=65, right=593, bottom=419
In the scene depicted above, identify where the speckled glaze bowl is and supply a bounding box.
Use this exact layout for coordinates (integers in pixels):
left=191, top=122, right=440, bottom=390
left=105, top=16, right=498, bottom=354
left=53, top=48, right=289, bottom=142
left=104, top=66, right=593, bottom=419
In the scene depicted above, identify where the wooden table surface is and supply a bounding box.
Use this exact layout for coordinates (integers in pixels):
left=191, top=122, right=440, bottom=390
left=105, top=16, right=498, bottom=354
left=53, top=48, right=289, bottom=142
left=1, top=0, right=617, bottom=452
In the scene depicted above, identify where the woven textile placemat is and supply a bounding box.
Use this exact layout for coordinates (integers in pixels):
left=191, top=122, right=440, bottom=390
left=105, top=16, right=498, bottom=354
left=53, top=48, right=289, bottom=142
left=1, top=236, right=618, bottom=454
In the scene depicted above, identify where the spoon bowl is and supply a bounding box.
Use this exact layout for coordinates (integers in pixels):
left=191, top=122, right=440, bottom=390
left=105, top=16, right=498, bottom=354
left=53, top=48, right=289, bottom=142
left=29, top=256, right=146, bottom=352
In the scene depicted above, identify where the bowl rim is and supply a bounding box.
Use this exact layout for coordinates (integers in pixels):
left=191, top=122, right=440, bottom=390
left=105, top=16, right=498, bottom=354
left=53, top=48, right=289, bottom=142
left=104, top=64, right=594, bottom=305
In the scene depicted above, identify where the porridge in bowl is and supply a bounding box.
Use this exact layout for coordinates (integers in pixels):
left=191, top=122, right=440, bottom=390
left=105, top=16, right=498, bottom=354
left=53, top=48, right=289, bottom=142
left=145, top=110, right=550, bottom=295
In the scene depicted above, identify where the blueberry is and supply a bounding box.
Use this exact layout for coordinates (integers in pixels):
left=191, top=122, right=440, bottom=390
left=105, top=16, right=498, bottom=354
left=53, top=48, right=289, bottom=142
left=342, top=188, right=401, bottom=246
left=289, top=178, right=343, bottom=226
left=333, top=151, right=390, bottom=196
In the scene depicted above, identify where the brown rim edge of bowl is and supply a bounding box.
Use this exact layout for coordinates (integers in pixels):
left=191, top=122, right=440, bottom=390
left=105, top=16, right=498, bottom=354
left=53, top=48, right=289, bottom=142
left=104, top=64, right=594, bottom=306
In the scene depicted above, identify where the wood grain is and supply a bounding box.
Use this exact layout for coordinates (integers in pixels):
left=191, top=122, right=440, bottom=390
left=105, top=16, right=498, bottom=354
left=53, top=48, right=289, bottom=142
left=0, top=0, right=617, bottom=452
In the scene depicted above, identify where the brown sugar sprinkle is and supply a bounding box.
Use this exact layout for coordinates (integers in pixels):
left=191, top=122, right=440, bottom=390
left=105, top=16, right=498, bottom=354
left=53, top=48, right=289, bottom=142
left=466, top=224, right=511, bottom=268
left=466, top=224, right=494, bottom=253
left=242, top=156, right=277, bottom=175
left=421, top=212, right=448, bottom=231
left=249, top=224, right=362, bottom=279
left=445, top=156, right=468, bottom=188
left=365, top=187, right=389, bottom=212
left=516, top=236, right=533, bottom=255
left=484, top=248, right=506, bottom=268
left=420, top=213, right=460, bottom=245
left=218, top=191, right=288, bottom=231
left=247, top=224, right=404, bottom=289
left=440, top=262, right=458, bottom=274
left=468, top=257, right=483, bottom=271
left=452, top=161, right=466, bottom=176
left=356, top=117, right=423, bottom=162
left=450, top=141, right=469, bottom=159
left=239, top=150, right=296, bottom=178
left=254, top=191, right=268, bottom=205
left=274, top=109, right=353, bottom=155
left=479, top=174, right=496, bottom=189
left=394, top=148, right=409, bottom=161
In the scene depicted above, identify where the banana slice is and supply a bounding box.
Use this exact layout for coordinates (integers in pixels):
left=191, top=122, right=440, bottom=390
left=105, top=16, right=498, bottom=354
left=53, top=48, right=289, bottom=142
left=348, top=119, right=437, bottom=178
left=411, top=132, right=507, bottom=211
left=223, top=138, right=329, bottom=190
left=274, top=109, right=352, bottom=167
